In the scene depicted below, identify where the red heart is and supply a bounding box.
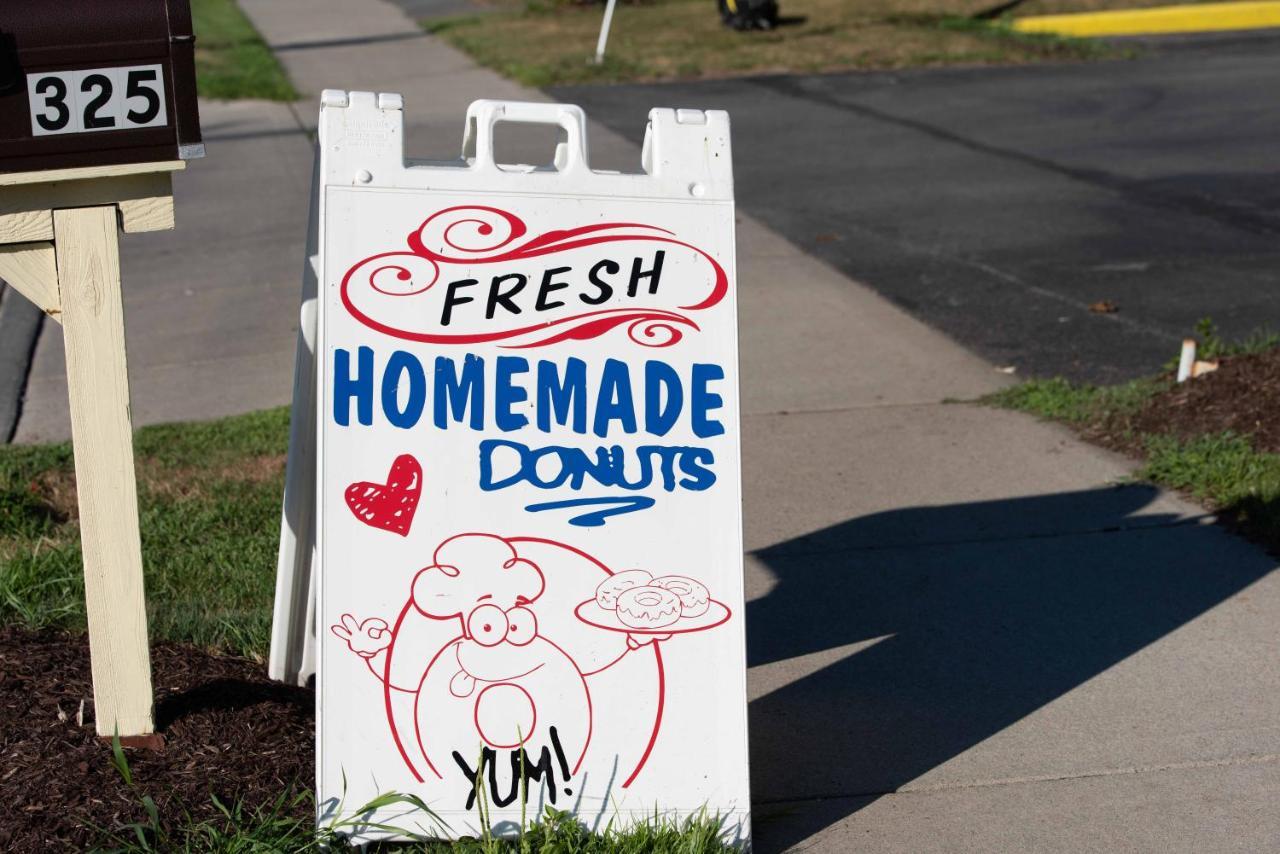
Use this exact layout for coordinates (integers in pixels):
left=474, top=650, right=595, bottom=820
left=345, top=454, right=422, bottom=537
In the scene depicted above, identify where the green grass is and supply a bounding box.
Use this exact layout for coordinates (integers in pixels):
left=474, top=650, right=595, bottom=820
left=983, top=329, right=1280, bottom=553
left=0, top=407, right=290, bottom=659
left=1140, top=432, right=1280, bottom=547
left=192, top=0, right=298, bottom=100
left=101, top=798, right=736, bottom=853
left=984, top=376, right=1164, bottom=425
left=100, top=742, right=737, bottom=853
left=426, top=0, right=1114, bottom=88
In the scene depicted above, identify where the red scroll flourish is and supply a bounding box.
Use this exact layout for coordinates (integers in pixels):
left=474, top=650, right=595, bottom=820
left=340, top=206, right=728, bottom=348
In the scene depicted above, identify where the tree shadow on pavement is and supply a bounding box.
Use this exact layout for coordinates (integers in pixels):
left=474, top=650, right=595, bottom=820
left=745, top=484, right=1276, bottom=852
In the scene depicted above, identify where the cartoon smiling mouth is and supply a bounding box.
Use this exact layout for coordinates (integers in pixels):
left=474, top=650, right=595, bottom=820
left=449, top=644, right=545, bottom=698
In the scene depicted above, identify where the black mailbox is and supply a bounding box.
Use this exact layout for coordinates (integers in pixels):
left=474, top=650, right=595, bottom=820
left=0, top=0, right=204, bottom=174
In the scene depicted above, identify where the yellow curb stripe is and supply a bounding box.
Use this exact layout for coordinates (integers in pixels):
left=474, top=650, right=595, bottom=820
left=1012, top=0, right=1280, bottom=36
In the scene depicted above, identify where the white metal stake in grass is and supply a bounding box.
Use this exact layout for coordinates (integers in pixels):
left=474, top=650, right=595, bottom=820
left=1177, top=338, right=1196, bottom=382
left=593, top=0, right=619, bottom=65
left=0, top=160, right=186, bottom=737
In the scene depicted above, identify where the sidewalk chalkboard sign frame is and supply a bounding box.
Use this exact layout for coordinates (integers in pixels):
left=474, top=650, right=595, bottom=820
left=274, top=92, right=749, bottom=843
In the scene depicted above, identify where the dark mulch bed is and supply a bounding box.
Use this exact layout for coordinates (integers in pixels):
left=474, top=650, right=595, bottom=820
left=1125, top=348, right=1280, bottom=454
left=1082, top=348, right=1280, bottom=457
left=0, top=627, right=313, bottom=851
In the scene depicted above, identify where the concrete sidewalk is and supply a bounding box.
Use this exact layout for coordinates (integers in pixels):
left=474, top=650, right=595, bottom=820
left=16, top=1, right=1280, bottom=848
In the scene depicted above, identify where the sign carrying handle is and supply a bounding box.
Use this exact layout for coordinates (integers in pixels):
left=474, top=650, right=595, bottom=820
left=461, top=100, right=591, bottom=175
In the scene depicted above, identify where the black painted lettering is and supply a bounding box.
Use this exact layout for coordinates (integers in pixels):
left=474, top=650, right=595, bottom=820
left=441, top=279, right=477, bottom=326
left=536, top=266, right=572, bottom=311
left=627, top=251, right=665, bottom=297
left=487, top=273, right=527, bottom=319
left=451, top=725, right=577, bottom=812
left=452, top=749, right=486, bottom=810
left=582, top=259, right=619, bottom=305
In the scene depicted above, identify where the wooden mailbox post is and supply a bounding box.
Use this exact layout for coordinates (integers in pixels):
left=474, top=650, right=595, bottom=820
left=0, top=0, right=204, bottom=737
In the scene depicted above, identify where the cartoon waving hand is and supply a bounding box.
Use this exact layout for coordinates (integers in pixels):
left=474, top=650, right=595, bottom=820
left=331, top=614, right=391, bottom=658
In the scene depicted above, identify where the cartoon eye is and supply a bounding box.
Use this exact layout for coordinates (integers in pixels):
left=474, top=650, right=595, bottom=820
left=505, top=606, right=537, bottom=646
left=467, top=604, right=508, bottom=647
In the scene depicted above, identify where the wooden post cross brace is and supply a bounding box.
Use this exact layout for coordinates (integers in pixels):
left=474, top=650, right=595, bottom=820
left=0, top=160, right=184, bottom=739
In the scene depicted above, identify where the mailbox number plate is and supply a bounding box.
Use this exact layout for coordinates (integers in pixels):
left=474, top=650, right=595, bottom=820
left=27, top=65, right=168, bottom=137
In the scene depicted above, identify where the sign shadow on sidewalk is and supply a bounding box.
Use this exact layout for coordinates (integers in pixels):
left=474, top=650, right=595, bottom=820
left=746, top=484, right=1275, bottom=850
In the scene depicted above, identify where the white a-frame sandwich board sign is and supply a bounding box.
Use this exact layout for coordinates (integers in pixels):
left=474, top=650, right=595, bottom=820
left=275, top=92, right=749, bottom=842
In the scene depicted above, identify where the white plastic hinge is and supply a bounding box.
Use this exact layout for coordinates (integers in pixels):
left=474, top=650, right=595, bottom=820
left=320, top=89, right=349, bottom=108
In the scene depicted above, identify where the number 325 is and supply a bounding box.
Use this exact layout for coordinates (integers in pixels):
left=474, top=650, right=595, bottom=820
left=28, top=65, right=168, bottom=137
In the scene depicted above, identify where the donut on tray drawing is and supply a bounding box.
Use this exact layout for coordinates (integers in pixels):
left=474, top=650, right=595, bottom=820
left=652, top=575, right=710, bottom=618
left=595, top=569, right=652, bottom=609
left=616, top=586, right=682, bottom=629
left=592, top=570, right=717, bottom=630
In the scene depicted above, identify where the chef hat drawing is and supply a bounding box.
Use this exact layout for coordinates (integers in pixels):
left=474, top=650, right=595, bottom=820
left=411, top=533, right=545, bottom=618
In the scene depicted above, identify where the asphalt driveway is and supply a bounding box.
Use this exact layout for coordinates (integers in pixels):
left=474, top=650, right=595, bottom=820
left=553, top=33, right=1280, bottom=383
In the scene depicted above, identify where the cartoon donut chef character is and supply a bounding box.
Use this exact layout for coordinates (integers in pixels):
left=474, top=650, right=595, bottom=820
left=331, top=532, right=728, bottom=792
